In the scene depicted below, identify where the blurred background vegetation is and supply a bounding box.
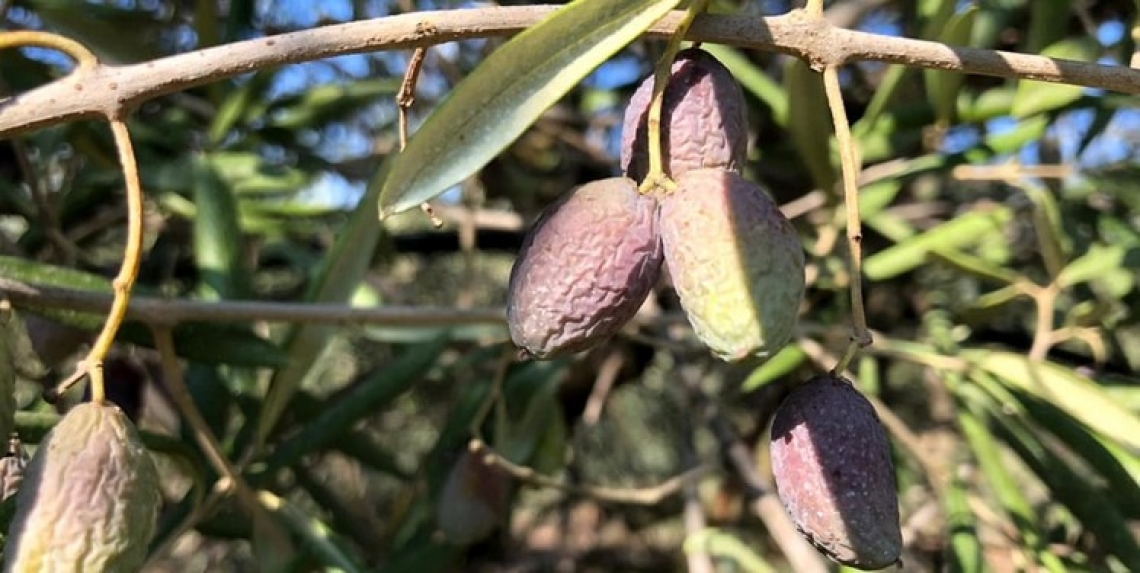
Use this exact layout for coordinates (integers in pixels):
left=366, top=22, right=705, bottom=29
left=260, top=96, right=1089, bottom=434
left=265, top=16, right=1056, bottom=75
left=1, top=0, right=1139, bottom=571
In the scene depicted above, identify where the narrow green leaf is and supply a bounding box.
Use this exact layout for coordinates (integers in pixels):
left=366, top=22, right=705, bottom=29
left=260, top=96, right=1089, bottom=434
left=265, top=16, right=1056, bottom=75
left=944, top=469, right=984, bottom=573
left=334, top=433, right=413, bottom=480
left=256, top=157, right=389, bottom=443
left=192, top=154, right=247, bottom=300
left=263, top=336, right=449, bottom=474
left=258, top=490, right=366, bottom=573
left=859, top=179, right=904, bottom=219
left=976, top=115, right=1050, bottom=154
left=500, top=374, right=561, bottom=465
left=1011, top=38, right=1099, bottom=119
left=956, top=390, right=1038, bottom=535
left=378, top=0, right=684, bottom=217
left=0, top=255, right=112, bottom=293
left=133, top=322, right=290, bottom=367
left=863, top=207, right=1012, bottom=280
left=1057, top=244, right=1130, bottom=288
left=208, top=71, right=273, bottom=144
left=924, top=6, right=977, bottom=124
left=527, top=404, right=568, bottom=477
left=1021, top=184, right=1070, bottom=278
left=208, top=151, right=310, bottom=195
left=785, top=58, right=837, bottom=192
left=965, top=350, right=1140, bottom=451
left=1023, top=0, right=1072, bottom=54
left=741, top=344, right=806, bottom=392
left=1015, top=389, right=1140, bottom=519
left=970, top=385, right=1140, bottom=569
left=852, top=63, right=908, bottom=138
left=928, top=248, right=1021, bottom=285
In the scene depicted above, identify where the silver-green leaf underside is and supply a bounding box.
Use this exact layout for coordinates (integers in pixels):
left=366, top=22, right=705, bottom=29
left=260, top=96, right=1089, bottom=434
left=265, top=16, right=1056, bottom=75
left=378, top=0, right=684, bottom=218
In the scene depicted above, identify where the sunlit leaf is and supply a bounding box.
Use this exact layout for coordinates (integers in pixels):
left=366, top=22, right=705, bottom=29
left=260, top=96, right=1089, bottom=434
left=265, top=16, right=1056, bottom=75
left=1016, top=389, right=1140, bottom=518
left=969, top=382, right=1140, bottom=569
left=863, top=207, right=1012, bottom=280
left=378, top=0, right=685, bottom=217
left=1011, top=37, right=1099, bottom=119
left=1058, top=244, right=1135, bottom=289
left=928, top=248, right=1021, bottom=285
left=965, top=350, right=1140, bottom=451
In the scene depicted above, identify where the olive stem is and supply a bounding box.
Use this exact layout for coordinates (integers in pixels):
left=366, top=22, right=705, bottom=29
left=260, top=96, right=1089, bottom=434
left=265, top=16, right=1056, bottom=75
left=821, top=64, right=872, bottom=375
left=0, top=30, right=97, bottom=69
left=1, top=32, right=145, bottom=405
left=639, top=0, right=709, bottom=194
left=395, top=47, right=443, bottom=228
left=805, top=0, right=824, bottom=19
left=467, top=437, right=709, bottom=506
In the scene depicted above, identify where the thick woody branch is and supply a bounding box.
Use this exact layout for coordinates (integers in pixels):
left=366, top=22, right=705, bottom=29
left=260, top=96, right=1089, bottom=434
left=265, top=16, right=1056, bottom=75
left=4, top=6, right=1140, bottom=136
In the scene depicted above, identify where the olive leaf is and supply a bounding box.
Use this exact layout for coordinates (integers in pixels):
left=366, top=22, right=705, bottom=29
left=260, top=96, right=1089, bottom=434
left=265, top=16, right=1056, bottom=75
left=378, top=0, right=685, bottom=218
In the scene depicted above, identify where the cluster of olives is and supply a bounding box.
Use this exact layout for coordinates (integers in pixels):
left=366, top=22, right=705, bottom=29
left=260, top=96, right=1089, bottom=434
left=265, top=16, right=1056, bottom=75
left=505, top=48, right=901, bottom=570
left=507, top=48, right=804, bottom=363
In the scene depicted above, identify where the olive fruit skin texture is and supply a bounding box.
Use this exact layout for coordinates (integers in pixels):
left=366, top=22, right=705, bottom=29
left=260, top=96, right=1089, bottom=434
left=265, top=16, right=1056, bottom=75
left=769, top=375, right=903, bottom=570
left=658, top=168, right=805, bottom=361
left=3, top=401, right=161, bottom=573
left=507, top=176, right=662, bottom=359
left=621, top=48, right=749, bottom=181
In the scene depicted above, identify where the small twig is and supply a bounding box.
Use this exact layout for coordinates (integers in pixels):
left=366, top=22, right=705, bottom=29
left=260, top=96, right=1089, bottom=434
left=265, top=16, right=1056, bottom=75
left=395, top=47, right=442, bottom=229
left=396, top=48, right=427, bottom=149
left=951, top=163, right=1074, bottom=181
left=581, top=349, right=624, bottom=425
left=822, top=64, right=872, bottom=374
left=683, top=482, right=715, bottom=573
left=151, top=325, right=295, bottom=559
left=1046, top=326, right=1107, bottom=365
left=468, top=345, right=515, bottom=439
left=1028, top=284, right=1060, bottom=361
left=467, top=438, right=707, bottom=506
